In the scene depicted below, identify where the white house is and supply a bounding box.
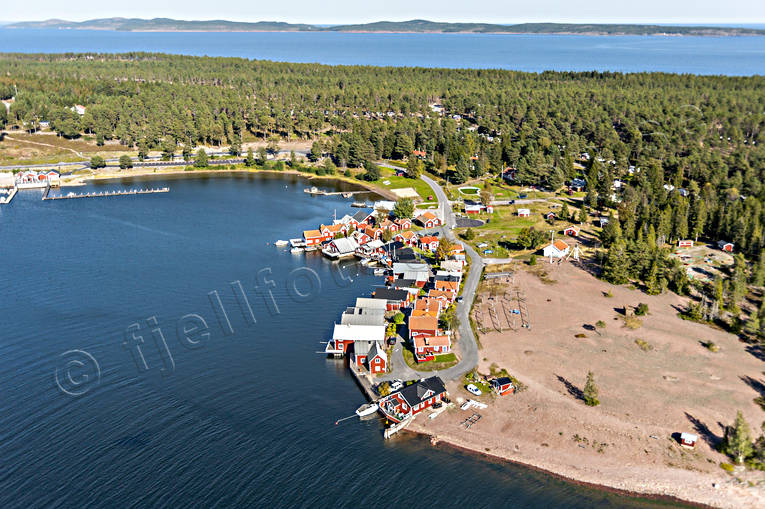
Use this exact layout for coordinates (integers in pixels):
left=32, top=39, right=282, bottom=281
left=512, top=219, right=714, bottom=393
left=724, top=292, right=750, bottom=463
left=542, top=239, right=570, bottom=259
left=517, top=208, right=531, bottom=217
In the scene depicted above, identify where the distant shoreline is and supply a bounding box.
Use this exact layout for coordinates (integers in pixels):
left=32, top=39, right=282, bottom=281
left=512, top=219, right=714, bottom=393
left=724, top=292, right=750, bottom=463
left=5, top=28, right=760, bottom=37
left=5, top=18, right=764, bottom=37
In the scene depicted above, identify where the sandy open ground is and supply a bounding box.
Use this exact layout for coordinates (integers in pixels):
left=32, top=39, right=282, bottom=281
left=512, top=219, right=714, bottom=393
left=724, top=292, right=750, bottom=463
left=411, top=262, right=765, bottom=508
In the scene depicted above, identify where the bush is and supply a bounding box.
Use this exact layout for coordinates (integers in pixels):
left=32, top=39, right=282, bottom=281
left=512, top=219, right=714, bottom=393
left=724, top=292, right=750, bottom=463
left=595, top=320, right=606, bottom=328
left=528, top=254, right=537, bottom=266
left=719, top=462, right=735, bottom=473
left=634, top=338, right=653, bottom=351
left=344, top=169, right=352, bottom=177
left=463, top=228, right=476, bottom=240
left=703, top=341, right=720, bottom=352
left=635, top=303, right=649, bottom=316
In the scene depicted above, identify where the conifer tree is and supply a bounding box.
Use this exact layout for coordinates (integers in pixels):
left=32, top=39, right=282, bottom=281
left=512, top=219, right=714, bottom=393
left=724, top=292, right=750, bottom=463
left=583, top=371, right=600, bottom=406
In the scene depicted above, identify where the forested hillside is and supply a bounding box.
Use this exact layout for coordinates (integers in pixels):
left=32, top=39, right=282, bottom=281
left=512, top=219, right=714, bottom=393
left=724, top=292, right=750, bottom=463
left=1, top=52, right=764, bottom=262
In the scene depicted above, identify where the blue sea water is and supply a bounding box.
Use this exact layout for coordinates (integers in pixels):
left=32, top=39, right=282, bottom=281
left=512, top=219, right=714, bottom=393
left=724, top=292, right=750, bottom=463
left=0, top=174, right=685, bottom=508
left=0, top=28, right=763, bottom=75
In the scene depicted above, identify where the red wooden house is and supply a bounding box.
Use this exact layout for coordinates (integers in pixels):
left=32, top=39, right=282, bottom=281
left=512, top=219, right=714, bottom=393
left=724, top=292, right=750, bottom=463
left=394, top=230, right=417, bottom=246
left=320, top=223, right=347, bottom=240
left=379, top=219, right=399, bottom=233
left=545, top=211, right=556, bottom=221
left=363, top=226, right=383, bottom=240
left=419, top=235, right=439, bottom=252
left=412, top=334, right=451, bottom=362
left=394, top=218, right=412, bottom=230
left=378, top=376, right=447, bottom=423
left=717, top=240, right=734, bottom=253
left=677, top=239, right=694, bottom=248
left=564, top=226, right=579, bottom=237
left=427, top=289, right=455, bottom=303
left=490, top=377, right=515, bottom=396
left=408, top=315, right=439, bottom=339
left=416, top=211, right=441, bottom=229
left=303, top=229, right=324, bottom=247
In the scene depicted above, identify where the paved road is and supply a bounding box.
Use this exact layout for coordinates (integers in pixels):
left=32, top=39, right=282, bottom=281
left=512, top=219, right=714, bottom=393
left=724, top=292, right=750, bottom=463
left=377, top=173, right=483, bottom=383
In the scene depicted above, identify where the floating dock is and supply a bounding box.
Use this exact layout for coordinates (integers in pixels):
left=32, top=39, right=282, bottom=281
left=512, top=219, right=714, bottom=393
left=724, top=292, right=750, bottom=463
left=304, top=187, right=367, bottom=197
left=43, top=187, right=169, bottom=201
left=0, top=187, right=17, bottom=205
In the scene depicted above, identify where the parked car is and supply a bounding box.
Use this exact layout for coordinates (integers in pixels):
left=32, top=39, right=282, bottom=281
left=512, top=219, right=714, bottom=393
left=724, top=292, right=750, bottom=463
left=387, top=336, right=397, bottom=346
left=466, top=384, right=482, bottom=396
left=518, top=193, right=528, bottom=199
left=456, top=296, right=464, bottom=303
left=390, top=380, right=403, bottom=391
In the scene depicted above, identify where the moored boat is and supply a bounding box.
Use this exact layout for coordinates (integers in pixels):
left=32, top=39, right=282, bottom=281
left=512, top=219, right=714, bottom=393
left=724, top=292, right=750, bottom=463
left=355, top=403, right=379, bottom=417
left=274, top=240, right=289, bottom=246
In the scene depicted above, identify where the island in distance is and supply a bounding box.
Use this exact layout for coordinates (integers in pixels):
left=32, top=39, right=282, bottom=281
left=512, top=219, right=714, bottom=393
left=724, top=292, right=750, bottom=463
left=5, top=18, right=764, bottom=36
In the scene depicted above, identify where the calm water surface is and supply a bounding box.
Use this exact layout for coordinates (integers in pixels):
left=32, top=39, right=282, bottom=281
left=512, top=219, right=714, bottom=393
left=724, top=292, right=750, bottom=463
left=0, top=174, right=685, bottom=507
left=0, top=29, right=763, bottom=75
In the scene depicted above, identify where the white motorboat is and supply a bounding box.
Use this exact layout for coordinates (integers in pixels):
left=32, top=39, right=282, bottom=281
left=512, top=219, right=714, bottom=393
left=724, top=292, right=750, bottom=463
left=290, top=247, right=304, bottom=254
left=274, top=240, right=289, bottom=247
left=355, top=403, right=379, bottom=417
left=373, top=268, right=386, bottom=276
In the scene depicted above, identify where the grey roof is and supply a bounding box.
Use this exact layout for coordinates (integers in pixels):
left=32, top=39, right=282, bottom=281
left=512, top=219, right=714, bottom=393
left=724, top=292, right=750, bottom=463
left=355, top=297, right=389, bottom=310
left=402, top=270, right=429, bottom=281
left=353, top=339, right=382, bottom=357
left=341, top=307, right=386, bottom=326
left=328, top=237, right=358, bottom=254
left=353, top=210, right=371, bottom=222
left=397, top=376, right=447, bottom=407
left=368, top=342, right=387, bottom=362
left=392, top=262, right=430, bottom=274
left=373, top=287, right=410, bottom=302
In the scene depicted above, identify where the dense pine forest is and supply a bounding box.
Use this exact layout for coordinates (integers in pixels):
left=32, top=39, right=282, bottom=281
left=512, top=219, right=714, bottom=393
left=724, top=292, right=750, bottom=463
left=1, top=52, right=764, bottom=267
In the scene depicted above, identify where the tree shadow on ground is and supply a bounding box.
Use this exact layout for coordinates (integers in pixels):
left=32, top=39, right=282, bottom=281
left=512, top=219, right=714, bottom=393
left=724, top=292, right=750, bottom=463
left=684, top=412, right=722, bottom=448
left=555, top=374, right=584, bottom=401
left=740, top=375, right=765, bottom=397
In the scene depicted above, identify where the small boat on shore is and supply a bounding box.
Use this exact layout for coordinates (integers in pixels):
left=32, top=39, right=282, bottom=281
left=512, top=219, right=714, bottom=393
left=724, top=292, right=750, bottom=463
left=356, top=403, right=379, bottom=417
left=290, top=247, right=304, bottom=254
left=351, top=201, right=368, bottom=208
left=274, top=240, right=288, bottom=247
left=373, top=268, right=386, bottom=276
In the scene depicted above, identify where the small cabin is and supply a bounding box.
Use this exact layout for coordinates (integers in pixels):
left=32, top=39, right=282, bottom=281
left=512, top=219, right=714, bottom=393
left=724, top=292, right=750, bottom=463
left=679, top=432, right=698, bottom=449
left=717, top=240, right=734, bottom=253
left=545, top=211, right=556, bottom=221
left=564, top=226, right=579, bottom=237
left=678, top=240, right=694, bottom=248
left=517, top=208, right=531, bottom=218
left=490, top=377, right=515, bottom=396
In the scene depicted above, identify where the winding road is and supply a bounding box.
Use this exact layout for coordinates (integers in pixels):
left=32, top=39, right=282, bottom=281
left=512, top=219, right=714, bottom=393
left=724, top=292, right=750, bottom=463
left=379, top=173, right=483, bottom=382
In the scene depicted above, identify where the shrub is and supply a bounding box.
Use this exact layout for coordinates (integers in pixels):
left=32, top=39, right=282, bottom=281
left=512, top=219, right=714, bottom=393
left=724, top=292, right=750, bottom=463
left=623, top=314, right=643, bottom=329
left=635, top=303, right=649, bottom=316
left=719, top=462, right=735, bottom=473
left=528, top=254, right=537, bottom=266
left=703, top=341, right=720, bottom=352
left=634, top=338, right=653, bottom=351
left=604, top=290, right=613, bottom=298
left=595, top=320, right=606, bottom=328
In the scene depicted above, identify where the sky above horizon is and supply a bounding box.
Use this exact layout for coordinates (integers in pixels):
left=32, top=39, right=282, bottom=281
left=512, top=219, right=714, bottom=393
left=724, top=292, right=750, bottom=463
left=2, top=1, right=765, bottom=24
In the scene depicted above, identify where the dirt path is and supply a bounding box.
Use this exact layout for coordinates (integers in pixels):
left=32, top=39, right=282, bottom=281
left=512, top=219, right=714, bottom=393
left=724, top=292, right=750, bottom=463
left=4, top=134, right=85, bottom=158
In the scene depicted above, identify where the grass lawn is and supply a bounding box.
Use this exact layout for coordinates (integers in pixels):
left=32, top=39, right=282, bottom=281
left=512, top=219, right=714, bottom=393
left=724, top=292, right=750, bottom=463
left=402, top=347, right=459, bottom=371
left=369, top=167, right=435, bottom=201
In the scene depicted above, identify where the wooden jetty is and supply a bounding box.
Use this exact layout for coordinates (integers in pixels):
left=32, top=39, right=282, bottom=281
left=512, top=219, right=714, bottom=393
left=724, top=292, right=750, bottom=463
left=43, top=187, right=169, bottom=201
